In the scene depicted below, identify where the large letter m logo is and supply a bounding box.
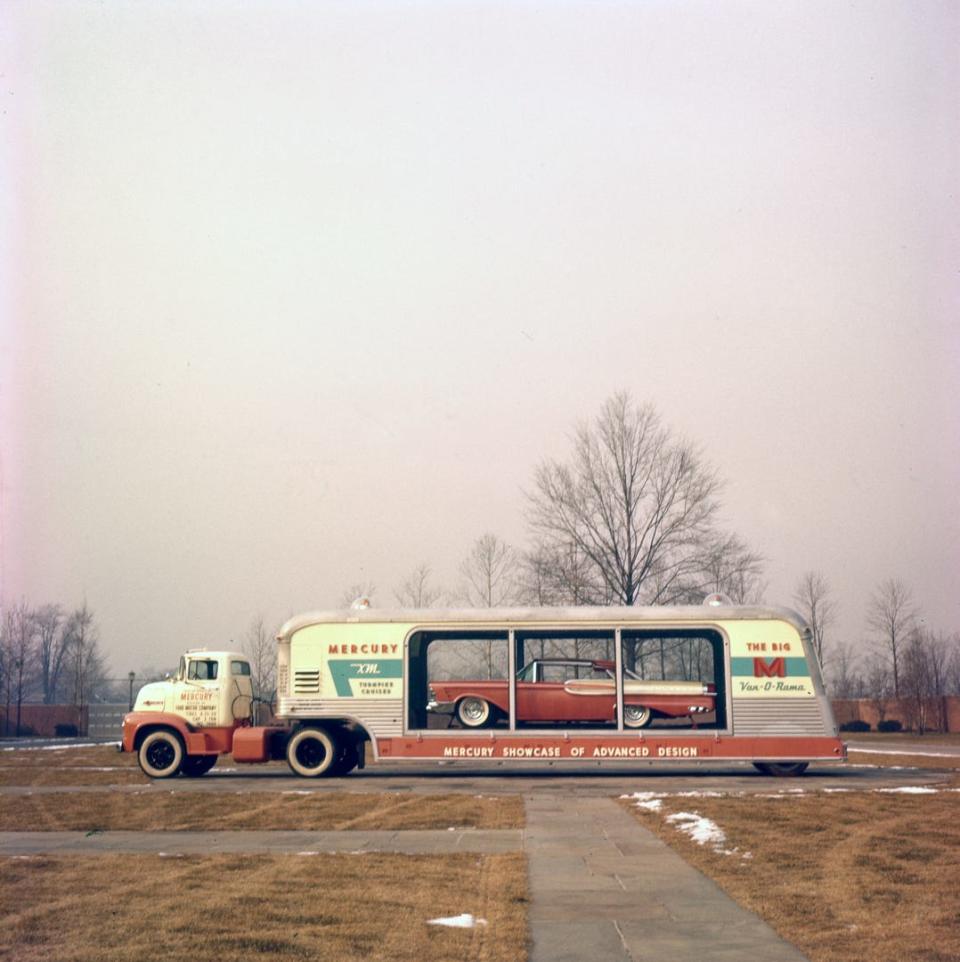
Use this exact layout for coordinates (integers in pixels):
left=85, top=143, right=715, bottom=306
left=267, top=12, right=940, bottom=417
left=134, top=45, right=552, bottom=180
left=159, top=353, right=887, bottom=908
left=753, top=657, right=786, bottom=678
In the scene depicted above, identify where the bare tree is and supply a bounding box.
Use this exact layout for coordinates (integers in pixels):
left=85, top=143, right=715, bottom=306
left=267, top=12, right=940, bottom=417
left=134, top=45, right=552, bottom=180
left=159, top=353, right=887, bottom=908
left=792, top=571, right=838, bottom=667
left=64, top=603, right=100, bottom=713
left=865, top=659, right=893, bottom=725
left=338, top=582, right=377, bottom=607
left=241, top=614, right=277, bottom=722
left=527, top=393, right=730, bottom=606
left=2, top=603, right=37, bottom=735
left=695, top=532, right=766, bottom=604
left=459, top=533, right=521, bottom=608
left=520, top=541, right=605, bottom=607
left=901, top=628, right=951, bottom=733
left=393, top=564, right=445, bottom=607
left=34, top=604, right=71, bottom=704
left=828, top=641, right=863, bottom=699
left=866, top=579, right=916, bottom=698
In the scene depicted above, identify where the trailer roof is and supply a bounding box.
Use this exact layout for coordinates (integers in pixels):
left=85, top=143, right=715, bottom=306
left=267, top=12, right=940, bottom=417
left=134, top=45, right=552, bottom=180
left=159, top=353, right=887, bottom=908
left=276, top=604, right=809, bottom=639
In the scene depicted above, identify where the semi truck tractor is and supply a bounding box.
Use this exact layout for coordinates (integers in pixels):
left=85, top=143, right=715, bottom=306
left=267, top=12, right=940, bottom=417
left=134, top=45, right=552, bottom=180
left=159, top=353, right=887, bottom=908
left=120, top=604, right=845, bottom=778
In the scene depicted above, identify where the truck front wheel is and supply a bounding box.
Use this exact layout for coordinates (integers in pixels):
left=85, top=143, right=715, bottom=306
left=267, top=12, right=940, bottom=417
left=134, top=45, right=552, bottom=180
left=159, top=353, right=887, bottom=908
left=287, top=727, right=339, bottom=777
left=181, top=755, right=217, bottom=777
left=138, top=730, right=184, bottom=779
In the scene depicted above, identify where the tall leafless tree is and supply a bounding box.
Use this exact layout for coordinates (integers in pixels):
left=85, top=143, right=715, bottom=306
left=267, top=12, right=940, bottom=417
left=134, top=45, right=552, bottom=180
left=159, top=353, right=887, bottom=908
left=2, top=603, right=37, bottom=735
left=241, top=614, right=277, bottom=722
left=828, top=641, right=863, bottom=699
left=459, top=533, right=521, bottom=608
left=64, top=603, right=100, bottom=712
left=338, top=582, right=377, bottom=607
left=527, top=393, right=732, bottom=606
left=866, top=578, right=916, bottom=698
left=695, top=532, right=766, bottom=604
left=394, top=564, right=445, bottom=607
left=792, top=571, right=838, bottom=667
left=901, top=628, right=951, bottom=733
left=34, top=604, right=69, bottom=704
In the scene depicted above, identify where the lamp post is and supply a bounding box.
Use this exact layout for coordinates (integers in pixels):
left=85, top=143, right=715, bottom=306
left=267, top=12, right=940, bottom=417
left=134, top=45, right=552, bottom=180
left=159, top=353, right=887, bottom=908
left=128, top=672, right=136, bottom=711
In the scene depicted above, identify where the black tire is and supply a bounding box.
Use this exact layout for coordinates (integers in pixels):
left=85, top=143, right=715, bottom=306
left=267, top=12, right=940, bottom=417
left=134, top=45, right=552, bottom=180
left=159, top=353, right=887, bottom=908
left=456, top=697, right=492, bottom=728
left=180, top=755, right=217, bottom=777
left=623, top=704, right=652, bottom=729
left=753, top=762, right=809, bottom=777
left=286, top=727, right=339, bottom=778
left=137, top=730, right=184, bottom=779
left=328, top=742, right=360, bottom=777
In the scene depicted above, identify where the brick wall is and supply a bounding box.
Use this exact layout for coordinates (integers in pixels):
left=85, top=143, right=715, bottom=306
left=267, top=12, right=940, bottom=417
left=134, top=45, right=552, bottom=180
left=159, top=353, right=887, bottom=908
left=832, top=696, right=960, bottom=733
left=0, top=705, right=89, bottom=737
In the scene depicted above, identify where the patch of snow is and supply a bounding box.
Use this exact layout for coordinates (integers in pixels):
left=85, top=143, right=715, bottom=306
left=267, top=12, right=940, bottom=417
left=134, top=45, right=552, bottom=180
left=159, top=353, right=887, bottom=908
left=822, top=788, right=851, bottom=793
left=665, top=811, right=727, bottom=848
left=427, top=914, right=487, bottom=929
left=157, top=853, right=184, bottom=858
left=281, top=790, right=316, bottom=795
left=297, top=851, right=320, bottom=856
left=876, top=786, right=938, bottom=794
left=1, top=742, right=120, bottom=752
left=635, top=799, right=663, bottom=812
left=849, top=748, right=960, bottom=759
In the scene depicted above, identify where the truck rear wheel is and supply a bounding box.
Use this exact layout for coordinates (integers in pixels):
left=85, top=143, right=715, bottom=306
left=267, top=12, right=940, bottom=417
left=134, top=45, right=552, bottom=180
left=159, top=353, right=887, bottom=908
left=753, top=762, right=809, bottom=777
left=138, top=730, right=184, bottom=779
left=181, top=755, right=217, bottom=777
left=287, top=727, right=339, bottom=777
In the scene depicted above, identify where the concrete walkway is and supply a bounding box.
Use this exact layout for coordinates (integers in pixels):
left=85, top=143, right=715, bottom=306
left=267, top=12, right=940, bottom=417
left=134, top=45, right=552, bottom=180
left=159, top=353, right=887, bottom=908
left=0, top=828, right=520, bottom=855
left=1, top=798, right=810, bottom=960
left=524, top=795, right=809, bottom=962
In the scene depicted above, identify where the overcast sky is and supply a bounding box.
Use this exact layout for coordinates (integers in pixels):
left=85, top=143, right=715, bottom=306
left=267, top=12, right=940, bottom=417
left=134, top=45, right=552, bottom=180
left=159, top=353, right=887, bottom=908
left=2, top=1, right=958, bottom=676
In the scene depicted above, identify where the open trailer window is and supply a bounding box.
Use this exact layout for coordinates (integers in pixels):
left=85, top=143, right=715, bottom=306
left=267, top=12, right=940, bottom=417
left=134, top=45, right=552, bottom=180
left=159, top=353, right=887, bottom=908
left=619, top=629, right=726, bottom=730
left=408, top=630, right=509, bottom=731
left=513, top=629, right=617, bottom=729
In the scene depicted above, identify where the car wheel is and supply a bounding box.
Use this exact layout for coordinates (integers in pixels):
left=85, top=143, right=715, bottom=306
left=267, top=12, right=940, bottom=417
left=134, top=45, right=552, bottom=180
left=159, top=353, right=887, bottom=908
left=623, top=704, right=652, bottom=729
left=138, top=730, right=184, bottom=778
left=286, top=727, right=339, bottom=777
left=753, top=762, right=809, bottom=777
left=456, top=697, right=492, bottom=728
left=180, top=755, right=217, bottom=777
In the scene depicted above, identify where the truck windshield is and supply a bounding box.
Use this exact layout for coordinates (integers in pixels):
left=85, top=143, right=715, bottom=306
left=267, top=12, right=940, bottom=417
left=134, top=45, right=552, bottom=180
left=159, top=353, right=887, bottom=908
left=188, top=659, right=218, bottom=680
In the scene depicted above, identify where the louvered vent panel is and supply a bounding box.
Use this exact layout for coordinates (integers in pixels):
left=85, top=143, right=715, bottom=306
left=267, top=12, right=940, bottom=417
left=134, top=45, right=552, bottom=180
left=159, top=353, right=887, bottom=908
left=732, top=698, right=831, bottom=736
left=293, top=670, right=321, bottom=694
left=278, top=696, right=403, bottom=738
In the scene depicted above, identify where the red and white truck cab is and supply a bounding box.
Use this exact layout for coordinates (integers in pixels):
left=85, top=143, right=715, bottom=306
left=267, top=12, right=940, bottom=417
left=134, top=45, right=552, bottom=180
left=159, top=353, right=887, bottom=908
left=123, top=650, right=280, bottom=777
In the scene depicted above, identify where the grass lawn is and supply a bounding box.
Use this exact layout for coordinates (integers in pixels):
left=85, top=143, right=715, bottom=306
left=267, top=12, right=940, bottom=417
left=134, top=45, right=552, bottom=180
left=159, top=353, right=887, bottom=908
left=0, top=852, right=528, bottom=962
left=621, top=778, right=960, bottom=962
left=0, top=789, right=523, bottom=831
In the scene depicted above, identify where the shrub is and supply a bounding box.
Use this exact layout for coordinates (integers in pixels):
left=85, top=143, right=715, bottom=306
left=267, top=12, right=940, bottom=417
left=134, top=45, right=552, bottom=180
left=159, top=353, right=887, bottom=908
left=877, top=719, right=903, bottom=733
left=14, top=724, right=35, bottom=737
left=54, top=723, right=79, bottom=737
left=839, top=719, right=871, bottom=732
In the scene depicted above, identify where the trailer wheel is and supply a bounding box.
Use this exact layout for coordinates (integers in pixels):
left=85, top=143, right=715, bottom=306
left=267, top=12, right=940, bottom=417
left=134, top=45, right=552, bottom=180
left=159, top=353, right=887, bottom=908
left=328, top=742, right=360, bottom=777
left=623, top=704, right=652, bottom=729
left=180, top=755, right=217, bottom=777
left=287, top=727, right=339, bottom=777
left=753, top=762, right=809, bottom=777
left=138, top=730, right=184, bottom=779
left=456, top=697, right=491, bottom=728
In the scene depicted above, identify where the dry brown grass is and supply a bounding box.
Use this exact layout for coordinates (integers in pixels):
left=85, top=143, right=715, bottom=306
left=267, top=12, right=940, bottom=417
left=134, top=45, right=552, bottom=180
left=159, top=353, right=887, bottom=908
left=0, top=852, right=528, bottom=962
left=0, top=746, right=148, bottom=786
left=0, top=790, right=523, bottom=832
left=622, top=779, right=960, bottom=962
left=846, top=750, right=960, bottom=770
